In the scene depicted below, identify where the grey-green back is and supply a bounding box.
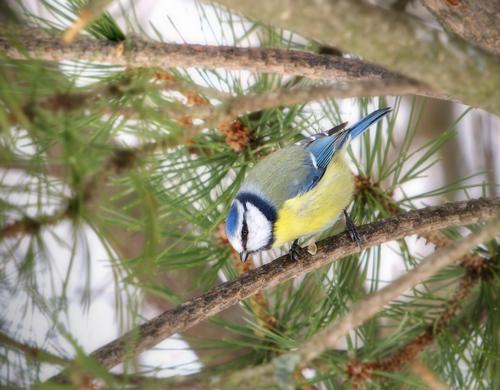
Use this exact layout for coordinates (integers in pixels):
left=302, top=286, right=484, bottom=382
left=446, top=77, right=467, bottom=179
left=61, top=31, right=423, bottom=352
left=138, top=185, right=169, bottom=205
left=239, top=145, right=316, bottom=207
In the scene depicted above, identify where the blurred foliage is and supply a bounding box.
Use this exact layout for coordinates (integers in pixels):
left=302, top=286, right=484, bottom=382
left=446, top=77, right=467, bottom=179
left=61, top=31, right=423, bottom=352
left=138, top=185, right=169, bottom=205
left=0, top=1, right=498, bottom=389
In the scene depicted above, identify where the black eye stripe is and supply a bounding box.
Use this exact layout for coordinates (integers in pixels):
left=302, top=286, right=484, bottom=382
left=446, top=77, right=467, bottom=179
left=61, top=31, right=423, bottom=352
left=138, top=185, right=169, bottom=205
left=241, top=202, right=248, bottom=250
left=241, top=218, right=248, bottom=250
left=235, top=193, right=277, bottom=250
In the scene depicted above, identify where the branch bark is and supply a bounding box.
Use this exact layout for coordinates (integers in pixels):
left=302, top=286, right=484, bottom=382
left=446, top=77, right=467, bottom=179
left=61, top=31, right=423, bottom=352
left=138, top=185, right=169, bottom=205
left=1, top=26, right=437, bottom=99
left=224, top=216, right=500, bottom=388
left=421, top=0, right=500, bottom=56
left=0, top=26, right=412, bottom=82
left=48, top=198, right=500, bottom=381
left=213, top=0, right=500, bottom=115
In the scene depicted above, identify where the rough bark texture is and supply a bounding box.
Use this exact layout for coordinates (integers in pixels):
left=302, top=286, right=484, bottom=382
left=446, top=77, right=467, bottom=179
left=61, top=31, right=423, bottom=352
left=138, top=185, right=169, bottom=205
left=48, top=198, right=500, bottom=379
left=213, top=0, right=500, bottom=115
left=0, top=26, right=413, bottom=84
left=226, top=216, right=500, bottom=389
left=421, top=0, right=500, bottom=55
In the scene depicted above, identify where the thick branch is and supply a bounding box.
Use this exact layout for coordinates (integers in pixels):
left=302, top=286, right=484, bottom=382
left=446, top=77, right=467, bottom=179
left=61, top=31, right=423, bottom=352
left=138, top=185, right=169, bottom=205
left=213, top=0, right=500, bottom=115
left=48, top=198, right=500, bottom=380
left=421, top=0, right=500, bottom=56
left=1, top=26, right=434, bottom=97
left=225, top=216, right=500, bottom=388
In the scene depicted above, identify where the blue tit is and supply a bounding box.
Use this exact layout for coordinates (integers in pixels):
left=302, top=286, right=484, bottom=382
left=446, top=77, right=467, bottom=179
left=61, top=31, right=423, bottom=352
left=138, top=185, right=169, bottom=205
left=226, top=107, right=391, bottom=262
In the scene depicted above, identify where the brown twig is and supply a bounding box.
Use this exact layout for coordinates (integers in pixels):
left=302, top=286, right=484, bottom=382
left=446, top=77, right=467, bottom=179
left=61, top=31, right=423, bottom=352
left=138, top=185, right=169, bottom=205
left=112, top=81, right=425, bottom=154
left=409, top=361, right=449, bottom=390
left=346, top=272, right=480, bottom=385
left=7, top=70, right=224, bottom=126
left=0, top=202, right=75, bottom=239
left=46, top=198, right=500, bottom=382
left=62, top=0, right=113, bottom=44
left=342, top=177, right=493, bottom=386
left=0, top=146, right=137, bottom=240
left=0, top=331, right=70, bottom=366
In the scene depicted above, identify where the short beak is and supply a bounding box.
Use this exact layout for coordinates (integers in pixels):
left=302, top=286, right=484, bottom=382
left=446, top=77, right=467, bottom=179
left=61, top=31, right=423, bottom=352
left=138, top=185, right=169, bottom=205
left=240, top=251, right=249, bottom=262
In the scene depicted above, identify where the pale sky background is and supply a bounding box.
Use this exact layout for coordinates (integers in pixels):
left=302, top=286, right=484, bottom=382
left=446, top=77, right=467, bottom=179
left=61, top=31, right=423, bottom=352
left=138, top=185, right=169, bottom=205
left=1, top=0, right=499, bottom=384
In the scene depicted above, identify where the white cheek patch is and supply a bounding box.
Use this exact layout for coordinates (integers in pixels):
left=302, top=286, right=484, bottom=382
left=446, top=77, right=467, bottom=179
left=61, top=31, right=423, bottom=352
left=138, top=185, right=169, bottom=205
left=227, top=201, right=244, bottom=253
left=245, top=203, right=272, bottom=252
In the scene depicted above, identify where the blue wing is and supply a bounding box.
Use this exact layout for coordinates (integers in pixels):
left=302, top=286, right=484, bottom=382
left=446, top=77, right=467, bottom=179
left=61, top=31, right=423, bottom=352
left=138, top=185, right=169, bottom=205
left=299, top=107, right=391, bottom=192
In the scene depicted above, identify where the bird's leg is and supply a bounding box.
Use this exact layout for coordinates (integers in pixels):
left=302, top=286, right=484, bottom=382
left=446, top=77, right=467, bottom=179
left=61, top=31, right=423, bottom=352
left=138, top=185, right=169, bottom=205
left=343, top=209, right=361, bottom=246
left=289, top=239, right=301, bottom=261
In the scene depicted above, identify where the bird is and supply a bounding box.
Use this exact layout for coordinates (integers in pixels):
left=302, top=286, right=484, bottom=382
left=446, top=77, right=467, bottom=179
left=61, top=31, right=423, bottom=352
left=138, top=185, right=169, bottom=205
left=225, top=107, right=392, bottom=262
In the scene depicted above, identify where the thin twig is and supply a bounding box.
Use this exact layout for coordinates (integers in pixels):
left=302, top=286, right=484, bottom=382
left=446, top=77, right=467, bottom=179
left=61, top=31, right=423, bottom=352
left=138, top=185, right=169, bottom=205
left=0, top=331, right=70, bottom=366
left=47, top=198, right=500, bottom=382
left=0, top=147, right=136, bottom=240
left=346, top=272, right=480, bottom=384
left=62, top=0, right=113, bottom=44
left=409, top=361, right=449, bottom=390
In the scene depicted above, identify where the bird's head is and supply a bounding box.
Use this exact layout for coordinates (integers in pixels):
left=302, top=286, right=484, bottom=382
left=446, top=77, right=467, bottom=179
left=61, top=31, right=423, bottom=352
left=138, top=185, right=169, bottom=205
left=225, top=192, right=277, bottom=262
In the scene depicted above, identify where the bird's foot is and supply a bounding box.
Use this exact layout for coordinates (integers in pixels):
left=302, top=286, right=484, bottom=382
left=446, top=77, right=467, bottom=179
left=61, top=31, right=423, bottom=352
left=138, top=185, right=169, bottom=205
left=343, top=210, right=362, bottom=247
left=289, top=239, right=301, bottom=261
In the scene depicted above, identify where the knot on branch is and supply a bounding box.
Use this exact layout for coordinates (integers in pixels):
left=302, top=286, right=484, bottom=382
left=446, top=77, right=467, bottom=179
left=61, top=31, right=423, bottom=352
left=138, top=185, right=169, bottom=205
left=219, top=119, right=251, bottom=152
left=0, top=201, right=75, bottom=239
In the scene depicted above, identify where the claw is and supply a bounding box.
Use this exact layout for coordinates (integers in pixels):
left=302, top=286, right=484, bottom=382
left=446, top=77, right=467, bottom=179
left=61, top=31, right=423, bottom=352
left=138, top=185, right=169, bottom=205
left=289, top=239, right=301, bottom=261
left=343, top=209, right=362, bottom=247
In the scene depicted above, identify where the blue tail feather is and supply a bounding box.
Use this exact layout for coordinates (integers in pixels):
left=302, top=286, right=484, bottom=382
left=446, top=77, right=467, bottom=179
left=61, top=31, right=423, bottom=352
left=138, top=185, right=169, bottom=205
left=304, top=106, right=392, bottom=175
left=348, top=107, right=392, bottom=139
left=299, top=107, right=391, bottom=193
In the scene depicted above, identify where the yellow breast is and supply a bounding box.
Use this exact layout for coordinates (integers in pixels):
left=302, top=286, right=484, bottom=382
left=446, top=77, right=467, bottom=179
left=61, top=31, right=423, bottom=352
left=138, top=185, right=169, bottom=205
left=273, top=151, right=354, bottom=247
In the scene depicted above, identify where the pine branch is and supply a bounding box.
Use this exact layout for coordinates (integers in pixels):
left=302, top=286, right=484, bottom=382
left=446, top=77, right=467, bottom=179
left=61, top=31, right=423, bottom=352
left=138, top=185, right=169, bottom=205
left=354, top=175, right=489, bottom=272
left=6, top=83, right=369, bottom=237
left=224, top=216, right=500, bottom=388
left=1, top=26, right=435, bottom=97
left=346, top=272, right=481, bottom=384
left=47, top=198, right=500, bottom=382
left=213, top=0, right=500, bottom=115
left=0, top=147, right=136, bottom=240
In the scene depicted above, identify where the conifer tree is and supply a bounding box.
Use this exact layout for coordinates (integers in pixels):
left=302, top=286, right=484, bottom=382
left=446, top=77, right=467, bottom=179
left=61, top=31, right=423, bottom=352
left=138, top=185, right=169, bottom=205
left=1, top=1, right=499, bottom=389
